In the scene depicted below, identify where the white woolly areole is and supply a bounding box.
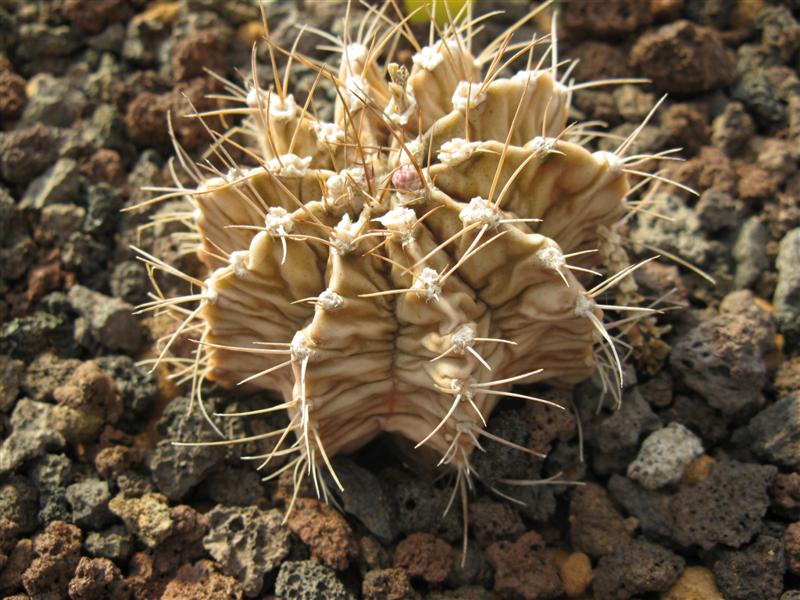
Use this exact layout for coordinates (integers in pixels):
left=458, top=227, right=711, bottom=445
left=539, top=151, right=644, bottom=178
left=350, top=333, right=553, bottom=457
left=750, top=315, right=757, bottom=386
left=331, top=213, right=362, bottom=255
left=594, top=150, right=624, bottom=174
left=536, top=246, right=565, bottom=272
left=201, top=176, right=227, bottom=191
left=452, top=81, right=486, bottom=112
left=313, top=121, right=345, bottom=145
left=399, top=138, right=422, bottom=165
left=317, top=289, right=344, bottom=311
left=265, top=206, right=294, bottom=235
left=290, top=330, right=315, bottom=362
left=438, top=138, right=481, bottom=166
left=325, top=167, right=367, bottom=211
left=377, top=206, right=417, bottom=232
left=574, top=293, right=596, bottom=318
left=451, top=323, right=477, bottom=353
left=511, top=69, right=542, bottom=86
left=459, top=196, right=502, bottom=228
left=531, top=136, right=558, bottom=156
left=413, top=267, right=442, bottom=301
left=204, top=277, right=219, bottom=304
left=344, top=75, right=369, bottom=111
left=344, top=43, right=368, bottom=65
left=267, top=94, right=297, bottom=121
left=267, top=154, right=312, bottom=177
left=229, top=250, right=249, bottom=279
left=412, top=44, right=444, bottom=71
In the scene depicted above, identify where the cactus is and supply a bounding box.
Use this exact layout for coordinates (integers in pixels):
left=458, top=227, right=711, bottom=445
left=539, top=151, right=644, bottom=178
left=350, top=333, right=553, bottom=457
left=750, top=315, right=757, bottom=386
left=134, top=1, right=680, bottom=552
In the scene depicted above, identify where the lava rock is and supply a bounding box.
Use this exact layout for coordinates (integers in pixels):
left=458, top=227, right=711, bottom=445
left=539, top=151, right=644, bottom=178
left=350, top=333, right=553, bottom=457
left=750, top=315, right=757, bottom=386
left=785, top=522, right=800, bottom=575
left=362, top=568, right=418, bottom=600
left=21, top=521, right=82, bottom=599
left=713, top=535, right=785, bottom=600
left=84, top=525, right=134, bottom=563
left=199, top=466, right=263, bottom=507
left=485, top=531, right=563, bottom=600
left=468, top=500, right=525, bottom=547
left=569, top=483, right=632, bottom=558
left=0, top=124, right=60, bottom=184
left=711, top=101, right=755, bottom=156
left=274, top=560, right=350, bottom=600
left=202, top=505, right=290, bottom=597
left=592, top=539, right=684, bottom=600
left=733, top=217, right=770, bottom=289
left=0, top=399, right=65, bottom=475
left=160, top=560, right=243, bottom=600
left=630, top=21, right=735, bottom=94
left=0, top=68, right=27, bottom=121
left=393, top=477, right=462, bottom=544
left=67, top=556, right=131, bottom=600
left=65, top=479, right=113, bottom=530
left=627, top=422, right=704, bottom=490
left=669, top=460, right=776, bottom=549
left=772, top=472, right=800, bottom=520
left=0, top=476, right=38, bottom=535
left=747, top=394, right=800, bottom=470
left=775, top=228, right=800, bottom=343
left=0, top=355, right=22, bottom=412
left=108, top=492, right=174, bottom=548
left=110, top=260, right=150, bottom=305
left=661, top=566, right=724, bottom=600
left=52, top=361, right=123, bottom=443
left=562, top=0, right=652, bottom=37
left=394, top=533, right=453, bottom=586
left=733, top=71, right=786, bottom=129
left=29, top=453, right=73, bottom=524
left=329, top=457, right=396, bottom=544
left=287, top=498, right=358, bottom=571
left=95, top=355, right=157, bottom=422
left=68, top=285, right=143, bottom=353
left=608, top=474, right=673, bottom=543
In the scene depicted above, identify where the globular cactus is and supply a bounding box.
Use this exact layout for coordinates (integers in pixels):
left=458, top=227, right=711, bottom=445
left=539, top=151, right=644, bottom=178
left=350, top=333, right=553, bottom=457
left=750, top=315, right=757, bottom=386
left=135, top=1, right=676, bottom=542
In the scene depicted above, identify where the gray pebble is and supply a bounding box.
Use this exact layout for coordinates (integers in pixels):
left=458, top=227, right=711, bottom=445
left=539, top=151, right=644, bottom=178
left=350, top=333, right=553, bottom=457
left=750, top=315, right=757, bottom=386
left=275, top=560, right=351, bottom=600
left=714, top=535, right=785, bottom=600
left=330, top=457, right=395, bottom=544
left=110, top=260, right=150, bottom=305
left=0, top=399, right=65, bottom=475
left=0, top=355, right=23, bottom=412
left=68, top=284, right=142, bottom=353
left=0, top=475, right=39, bottom=534
left=84, top=525, right=134, bottom=562
left=15, top=23, right=79, bottom=61
left=20, top=158, right=81, bottom=210
left=65, top=479, right=113, bottom=530
left=734, top=217, right=769, bottom=289
left=775, top=228, right=800, bottom=343
left=747, top=394, right=800, bottom=470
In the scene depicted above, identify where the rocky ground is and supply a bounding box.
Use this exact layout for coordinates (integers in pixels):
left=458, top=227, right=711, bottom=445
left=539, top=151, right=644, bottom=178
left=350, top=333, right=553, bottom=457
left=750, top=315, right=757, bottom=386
left=0, top=0, right=799, bottom=598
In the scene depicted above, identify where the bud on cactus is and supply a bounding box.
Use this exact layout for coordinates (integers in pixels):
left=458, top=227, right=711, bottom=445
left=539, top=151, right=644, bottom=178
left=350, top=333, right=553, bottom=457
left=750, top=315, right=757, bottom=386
left=135, top=2, right=680, bottom=555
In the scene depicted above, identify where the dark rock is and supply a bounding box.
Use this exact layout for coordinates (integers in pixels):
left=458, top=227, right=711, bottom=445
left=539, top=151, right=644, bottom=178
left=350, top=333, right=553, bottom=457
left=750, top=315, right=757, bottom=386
left=95, top=355, right=157, bottom=422
left=567, top=42, right=632, bottom=83
left=661, top=102, right=709, bottom=156
left=563, top=0, right=652, bottom=37
left=160, top=560, right=243, bottom=600
left=775, top=228, right=800, bottom=343
left=19, top=73, right=85, bottom=128
left=786, top=522, right=800, bottom=575
left=772, top=472, right=800, bottom=520
left=587, top=389, right=661, bottom=457
left=0, top=124, right=60, bottom=185
left=84, top=525, right=134, bottom=563
left=22, top=354, right=80, bottom=402
left=38, top=203, right=86, bottom=246
left=330, top=457, right=395, bottom=544
left=733, top=71, right=786, bottom=130
left=172, top=30, right=226, bottom=82
left=110, top=260, right=150, bottom=305
left=592, top=539, right=684, bottom=600
left=394, top=533, right=453, bottom=586
left=393, top=476, right=462, bottom=544
left=670, top=297, right=773, bottom=415
left=569, top=483, right=632, bottom=559
left=0, top=311, right=71, bottom=362
left=67, top=556, right=131, bottom=600
left=734, top=217, right=770, bottom=289
left=362, top=568, right=418, bottom=600
left=199, top=467, right=263, bottom=507
left=0, top=355, right=23, bottom=412
left=695, top=189, right=741, bottom=232
left=0, top=68, right=27, bottom=121
left=630, top=21, right=735, bottom=94
left=68, top=285, right=142, bottom=353
left=274, top=560, right=350, bottom=600
left=711, top=101, right=755, bottom=156
left=62, top=0, right=131, bottom=34
left=30, top=453, right=73, bottom=524
left=608, top=474, right=673, bottom=542
left=713, top=535, right=785, bottom=600
left=0, top=476, right=38, bottom=535
left=670, top=460, right=776, bottom=549
left=685, top=0, right=733, bottom=28
left=83, top=184, right=123, bottom=236
left=758, top=6, right=800, bottom=64
left=65, top=479, right=113, bottom=530
left=468, top=500, right=525, bottom=546
left=0, top=399, right=65, bottom=475
left=15, top=23, right=79, bottom=61
left=747, top=395, right=800, bottom=470
left=203, top=505, right=290, bottom=597
left=122, top=16, right=169, bottom=66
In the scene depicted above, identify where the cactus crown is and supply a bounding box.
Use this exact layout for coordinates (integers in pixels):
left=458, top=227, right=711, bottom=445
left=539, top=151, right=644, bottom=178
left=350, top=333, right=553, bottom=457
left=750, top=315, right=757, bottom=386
left=134, top=1, right=679, bottom=556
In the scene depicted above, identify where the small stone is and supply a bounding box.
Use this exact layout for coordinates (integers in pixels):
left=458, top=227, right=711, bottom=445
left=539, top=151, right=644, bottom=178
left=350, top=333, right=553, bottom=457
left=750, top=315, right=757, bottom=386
left=65, top=479, right=113, bottom=530
left=682, top=454, right=715, bottom=484
left=161, top=560, right=243, bottom=600
left=485, top=531, right=563, bottom=600
left=592, top=539, right=683, bottom=600
left=775, top=228, right=800, bottom=343
left=96, top=355, right=157, bottom=422
left=563, top=0, right=652, bottom=37
left=52, top=361, right=123, bottom=443
left=21, top=521, right=82, bottom=599
left=84, top=525, right=134, bottom=562
left=670, top=300, right=773, bottom=415
left=393, top=477, right=461, bottom=543
left=30, top=453, right=73, bottom=524
left=733, top=71, right=786, bottom=130
left=747, top=394, right=800, bottom=469
left=0, top=356, right=23, bottom=412
left=695, top=189, right=741, bottom=232
left=608, top=474, right=673, bottom=543
left=0, top=476, right=38, bottom=535
left=660, top=102, right=709, bottom=156
left=202, top=505, right=290, bottom=598
left=627, top=422, right=704, bottom=490
left=83, top=183, right=123, bottom=236
left=0, top=124, right=60, bottom=184
left=468, top=500, right=525, bottom=546
left=67, top=556, right=130, bottom=600
left=758, top=5, right=800, bottom=64
left=713, top=535, right=785, bottom=600
left=613, top=85, right=655, bottom=123
left=110, top=260, right=150, bottom=305
left=556, top=552, right=592, bottom=598
left=662, top=565, right=724, bottom=600
left=108, top=493, right=174, bottom=548
left=22, top=354, right=80, bottom=402
left=772, top=472, right=800, bottom=520
left=0, top=399, right=65, bottom=475
left=288, top=498, right=359, bottom=571
left=670, top=460, right=776, bottom=550
left=394, top=533, right=453, bottom=586
left=734, top=217, right=770, bottom=289
left=0, top=69, right=26, bottom=121
left=362, top=568, right=418, bottom=600
left=785, top=522, right=800, bottom=575
left=275, top=560, right=350, bottom=600
left=68, top=285, right=142, bottom=353
left=62, top=0, right=131, bottom=34
left=711, top=101, right=755, bottom=156
left=330, top=457, right=395, bottom=544
left=0, top=537, right=33, bottom=593
left=569, top=483, right=632, bottom=558
left=172, top=30, right=226, bottom=82
left=630, top=21, right=735, bottom=93
left=19, top=73, right=85, bottom=128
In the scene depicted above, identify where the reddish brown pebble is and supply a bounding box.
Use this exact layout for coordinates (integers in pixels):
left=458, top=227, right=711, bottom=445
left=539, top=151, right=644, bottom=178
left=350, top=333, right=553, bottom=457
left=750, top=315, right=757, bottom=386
left=172, top=31, right=226, bottom=82
left=161, top=560, right=243, bottom=600
left=486, top=531, right=563, bottom=600
left=62, top=0, right=131, bottom=33
left=67, top=556, right=131, bottom=600
left=362, top=567, right=419, bottom=600
left=287, top=498, right=359, bottom=571
left=21, top=521, right=82, bottom=599
left=0, top=69, right=27, bottom=121
left=394, top=533, right=453, bottom=586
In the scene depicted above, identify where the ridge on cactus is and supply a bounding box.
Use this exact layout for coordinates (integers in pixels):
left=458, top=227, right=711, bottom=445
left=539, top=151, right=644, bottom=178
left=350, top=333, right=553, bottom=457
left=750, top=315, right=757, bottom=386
left=132, top=0, right=689, bottom=557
